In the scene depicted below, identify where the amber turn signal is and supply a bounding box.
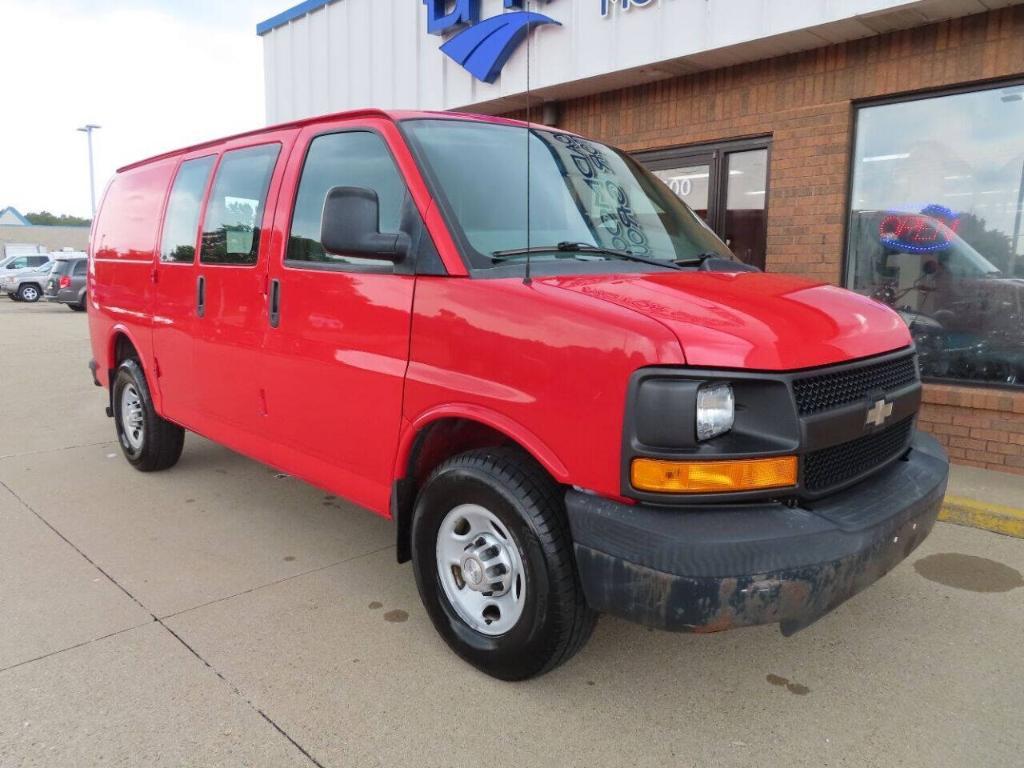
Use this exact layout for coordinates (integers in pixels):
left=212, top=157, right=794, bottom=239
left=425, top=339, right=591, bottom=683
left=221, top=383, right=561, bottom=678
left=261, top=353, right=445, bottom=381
left=630, top=455, right=798, bottom=493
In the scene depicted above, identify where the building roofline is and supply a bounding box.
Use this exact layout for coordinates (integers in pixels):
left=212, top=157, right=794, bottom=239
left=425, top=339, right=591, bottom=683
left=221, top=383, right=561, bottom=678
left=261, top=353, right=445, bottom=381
left=0, top=207, right=32, bottom=226
left=2, top=224, right=91, bottom=229
left=257, top=0, right=337, bottom=36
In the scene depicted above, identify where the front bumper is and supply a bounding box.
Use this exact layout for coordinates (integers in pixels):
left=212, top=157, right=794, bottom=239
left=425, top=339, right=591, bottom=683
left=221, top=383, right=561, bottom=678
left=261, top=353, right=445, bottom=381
left=566, top=430, right=948, bottom=636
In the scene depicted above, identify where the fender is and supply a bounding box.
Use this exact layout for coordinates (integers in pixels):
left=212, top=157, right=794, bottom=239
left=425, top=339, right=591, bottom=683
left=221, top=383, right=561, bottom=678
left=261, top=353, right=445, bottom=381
left=394, top=402, right=570, bottom=484
left=105, top=322, right=163, bottom=414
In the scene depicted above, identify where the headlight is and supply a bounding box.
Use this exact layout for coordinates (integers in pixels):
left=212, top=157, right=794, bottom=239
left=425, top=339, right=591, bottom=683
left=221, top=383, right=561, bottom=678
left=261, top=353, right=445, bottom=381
left=696, top=382, right=734, bottom=441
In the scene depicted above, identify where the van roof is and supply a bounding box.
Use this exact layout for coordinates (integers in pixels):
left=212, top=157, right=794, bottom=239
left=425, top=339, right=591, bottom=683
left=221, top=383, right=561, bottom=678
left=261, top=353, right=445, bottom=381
left=116, top=110, right=533, bottom=174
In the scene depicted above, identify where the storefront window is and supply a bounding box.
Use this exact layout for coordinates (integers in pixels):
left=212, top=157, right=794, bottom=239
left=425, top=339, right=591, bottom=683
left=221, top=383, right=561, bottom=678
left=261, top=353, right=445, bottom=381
left=847, top=84, right=1024, bottom=387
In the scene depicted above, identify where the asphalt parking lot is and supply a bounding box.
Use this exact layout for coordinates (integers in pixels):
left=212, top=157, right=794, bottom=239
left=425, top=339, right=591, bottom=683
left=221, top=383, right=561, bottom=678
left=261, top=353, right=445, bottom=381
left=2, top=298, right=1024, bottom=768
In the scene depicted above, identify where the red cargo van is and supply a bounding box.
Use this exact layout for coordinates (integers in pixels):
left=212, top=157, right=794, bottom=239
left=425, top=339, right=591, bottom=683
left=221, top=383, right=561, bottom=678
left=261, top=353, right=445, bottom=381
left=87, top=110, right=948, bottom=680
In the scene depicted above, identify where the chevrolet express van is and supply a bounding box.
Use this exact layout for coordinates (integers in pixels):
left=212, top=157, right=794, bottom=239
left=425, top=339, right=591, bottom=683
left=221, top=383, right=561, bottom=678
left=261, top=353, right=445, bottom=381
left=88, top=110, right=949, bottom=680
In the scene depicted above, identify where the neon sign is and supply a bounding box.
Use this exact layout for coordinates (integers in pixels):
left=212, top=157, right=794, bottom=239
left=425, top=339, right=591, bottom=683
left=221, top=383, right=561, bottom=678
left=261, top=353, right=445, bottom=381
left=878, top=204, right=961, bottom=254
left=424, top=1, right=560, bottom=84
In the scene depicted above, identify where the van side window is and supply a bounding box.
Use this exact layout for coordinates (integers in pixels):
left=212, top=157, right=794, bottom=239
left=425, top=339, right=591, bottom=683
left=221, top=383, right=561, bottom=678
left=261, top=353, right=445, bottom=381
left=201, top=144, right=280, bottom=266
left=161, top=156, right=215, bottom=263
left=73, top=260, right=87, bottom=276
left=287, top=131, right=406, bottom=266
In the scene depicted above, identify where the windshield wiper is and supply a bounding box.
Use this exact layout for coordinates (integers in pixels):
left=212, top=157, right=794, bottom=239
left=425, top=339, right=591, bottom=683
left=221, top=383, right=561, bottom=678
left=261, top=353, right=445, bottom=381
left=492, top=241, right=683, bottom=270
left=673, top=252, right=726, bottom=267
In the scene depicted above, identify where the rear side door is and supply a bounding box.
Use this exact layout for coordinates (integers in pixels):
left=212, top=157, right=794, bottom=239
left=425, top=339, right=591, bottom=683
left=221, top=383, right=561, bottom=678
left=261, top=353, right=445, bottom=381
left=261, top=121, right=421, bottom=513
left=193, top=137, right=293, bottom=444
left=151, top=154, right=216, bottom=425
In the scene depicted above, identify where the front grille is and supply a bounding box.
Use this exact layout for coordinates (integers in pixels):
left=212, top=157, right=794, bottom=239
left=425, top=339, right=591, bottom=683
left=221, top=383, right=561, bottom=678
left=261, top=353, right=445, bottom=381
left=792, top=354, right=918, bottom=415
left=803, top=416, right=914, bottom=493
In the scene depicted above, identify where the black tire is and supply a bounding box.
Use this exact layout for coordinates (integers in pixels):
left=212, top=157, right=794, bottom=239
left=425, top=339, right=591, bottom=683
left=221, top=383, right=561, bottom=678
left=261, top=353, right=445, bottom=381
left=411, top=447, right=596, bottom=680
left=69, top=303, right=86, bottom=312
left=112, top=358, right=185, bottom=471
left=16, top=284, right=41, bottom=303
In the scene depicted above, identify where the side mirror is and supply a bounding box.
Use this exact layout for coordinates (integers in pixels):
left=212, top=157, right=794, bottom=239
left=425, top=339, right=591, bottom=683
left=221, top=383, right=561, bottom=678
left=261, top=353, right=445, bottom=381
left=320, top=186, right=408, bottom=262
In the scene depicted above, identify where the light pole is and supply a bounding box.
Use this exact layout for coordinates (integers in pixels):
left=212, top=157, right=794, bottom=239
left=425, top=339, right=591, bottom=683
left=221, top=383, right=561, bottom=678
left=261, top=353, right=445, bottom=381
left=76, top=124, right=101, bottom=218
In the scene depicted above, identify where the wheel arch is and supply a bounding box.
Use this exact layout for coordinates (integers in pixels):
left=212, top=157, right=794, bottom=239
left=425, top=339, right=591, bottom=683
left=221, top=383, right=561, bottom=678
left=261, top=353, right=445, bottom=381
left=390, top=406, right=570, bottom=564
left=108, top=326, right=142, bottom=367
left=106, top=325, right=163, bottom=414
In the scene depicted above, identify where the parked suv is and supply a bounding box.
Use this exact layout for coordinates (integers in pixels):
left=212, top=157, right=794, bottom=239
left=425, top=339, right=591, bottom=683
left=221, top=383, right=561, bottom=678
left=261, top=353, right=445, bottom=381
left=45, top=256, right=88, bottom=311
left=2, top=260, right=55, bottom=302
left=87, top=110, right=949, bottom=680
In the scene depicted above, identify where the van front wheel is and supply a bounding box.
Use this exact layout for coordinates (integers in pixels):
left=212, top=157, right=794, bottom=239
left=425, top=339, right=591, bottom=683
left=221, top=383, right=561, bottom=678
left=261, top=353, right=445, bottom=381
left=112, top=358, right=185, bottom=472
left=411, top=447, right=596, bottom=680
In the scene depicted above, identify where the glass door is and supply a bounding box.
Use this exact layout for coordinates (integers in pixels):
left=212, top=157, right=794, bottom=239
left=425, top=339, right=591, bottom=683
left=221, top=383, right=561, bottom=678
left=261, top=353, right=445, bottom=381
left=637, top=139, right=771, bottom=270
left=650, top=159, right=713, bottom=223
left=723, top=149, right=768, bottom=269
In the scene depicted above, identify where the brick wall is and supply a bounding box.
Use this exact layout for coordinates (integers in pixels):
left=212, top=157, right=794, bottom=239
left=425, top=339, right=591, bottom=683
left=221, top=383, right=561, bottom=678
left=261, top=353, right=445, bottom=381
left=919, top=386, right=1024, bottom=476
left=508, top=7, right=1024, bottom=473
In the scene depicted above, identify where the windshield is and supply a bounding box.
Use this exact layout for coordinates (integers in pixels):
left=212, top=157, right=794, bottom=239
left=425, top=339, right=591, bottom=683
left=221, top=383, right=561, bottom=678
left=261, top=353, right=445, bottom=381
left=939, top=231, right=1001, bottom=277
left=402, top=119, right=735, bottom=273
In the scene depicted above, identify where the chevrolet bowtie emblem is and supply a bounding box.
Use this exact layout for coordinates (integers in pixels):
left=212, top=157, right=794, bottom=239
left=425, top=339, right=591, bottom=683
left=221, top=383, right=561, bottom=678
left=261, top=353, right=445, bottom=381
left=865, top=399, right=894, bottom=428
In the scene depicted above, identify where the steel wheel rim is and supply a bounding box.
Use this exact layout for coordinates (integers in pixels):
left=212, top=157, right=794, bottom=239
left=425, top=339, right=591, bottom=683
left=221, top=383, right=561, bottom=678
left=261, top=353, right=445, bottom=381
left=436, top=503, right=526, bottom=636
left=120, top=384, right=145, bottom=451
left=22, top=287, right=38, bottom=301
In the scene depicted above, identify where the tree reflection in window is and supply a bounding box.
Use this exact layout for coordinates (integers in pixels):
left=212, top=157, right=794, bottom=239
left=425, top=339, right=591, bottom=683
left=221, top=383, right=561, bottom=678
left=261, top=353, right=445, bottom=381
left=201, top=145, right=280, bottom=266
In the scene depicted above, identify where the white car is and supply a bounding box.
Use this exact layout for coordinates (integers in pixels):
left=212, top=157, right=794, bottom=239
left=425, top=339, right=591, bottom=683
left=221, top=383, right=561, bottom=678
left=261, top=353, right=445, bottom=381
left=0, top=252, right=51, bottom=272
left=2, top=261, right=56, bottom=302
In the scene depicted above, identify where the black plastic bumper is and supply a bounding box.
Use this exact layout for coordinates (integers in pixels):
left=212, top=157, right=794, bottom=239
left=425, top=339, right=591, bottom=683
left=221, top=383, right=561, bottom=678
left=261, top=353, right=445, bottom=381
left=566, top=431, right=948, bottom=635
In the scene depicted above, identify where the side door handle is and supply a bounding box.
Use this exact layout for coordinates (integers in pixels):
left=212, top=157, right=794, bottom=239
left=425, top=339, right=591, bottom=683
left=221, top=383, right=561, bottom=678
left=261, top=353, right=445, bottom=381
left=196, top=275, right=205, bottom=318
left=269, top=278, right=281, bottom=328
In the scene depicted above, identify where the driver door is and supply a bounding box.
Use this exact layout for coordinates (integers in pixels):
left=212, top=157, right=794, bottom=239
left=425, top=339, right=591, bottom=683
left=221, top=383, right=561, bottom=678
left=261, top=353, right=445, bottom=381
left=261, top=119, right=418, bottom=513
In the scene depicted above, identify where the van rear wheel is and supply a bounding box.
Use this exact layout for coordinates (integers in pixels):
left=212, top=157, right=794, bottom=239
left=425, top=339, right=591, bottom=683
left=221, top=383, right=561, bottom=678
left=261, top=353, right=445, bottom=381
left=112, top=358, right=185, bottom=472
left=411, top=447, right=596, bottom=680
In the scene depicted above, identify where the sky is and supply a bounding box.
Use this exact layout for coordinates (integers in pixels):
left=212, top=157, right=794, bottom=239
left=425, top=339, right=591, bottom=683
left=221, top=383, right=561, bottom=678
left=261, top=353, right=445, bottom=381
left=0, top=0, right=287, bottom=219
left=852, top=85, right=1024, bottom=242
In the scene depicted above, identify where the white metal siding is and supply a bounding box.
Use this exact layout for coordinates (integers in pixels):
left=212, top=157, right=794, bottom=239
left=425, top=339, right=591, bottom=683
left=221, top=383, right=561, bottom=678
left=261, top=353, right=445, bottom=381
left=261, top=0, right=1020, bottom=123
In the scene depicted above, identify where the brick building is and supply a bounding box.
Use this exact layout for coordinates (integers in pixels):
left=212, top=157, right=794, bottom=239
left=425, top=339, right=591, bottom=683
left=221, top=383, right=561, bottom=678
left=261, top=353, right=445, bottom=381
left=259, top=0, right=1024, bottom=474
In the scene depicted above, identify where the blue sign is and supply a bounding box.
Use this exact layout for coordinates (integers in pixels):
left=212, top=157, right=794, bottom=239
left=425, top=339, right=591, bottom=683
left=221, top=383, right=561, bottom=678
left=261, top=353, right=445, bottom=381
left=600, top=0, right=656, bottom=16
left=424, top=0, right=560, bottom=84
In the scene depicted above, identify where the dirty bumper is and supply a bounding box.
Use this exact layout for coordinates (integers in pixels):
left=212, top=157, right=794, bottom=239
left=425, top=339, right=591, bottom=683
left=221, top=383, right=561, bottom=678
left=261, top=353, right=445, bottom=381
left=566, top=431, right=948, bottom=635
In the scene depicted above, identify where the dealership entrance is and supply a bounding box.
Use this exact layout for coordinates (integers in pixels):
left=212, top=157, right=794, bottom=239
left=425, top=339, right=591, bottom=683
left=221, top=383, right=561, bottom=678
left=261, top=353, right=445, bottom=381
left=638, top=138, right=771, bottom=271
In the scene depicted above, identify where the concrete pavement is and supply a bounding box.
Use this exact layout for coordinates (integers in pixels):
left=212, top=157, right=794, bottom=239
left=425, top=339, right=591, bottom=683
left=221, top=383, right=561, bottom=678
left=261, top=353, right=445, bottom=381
left=2, top=298, right=1023, bottom=768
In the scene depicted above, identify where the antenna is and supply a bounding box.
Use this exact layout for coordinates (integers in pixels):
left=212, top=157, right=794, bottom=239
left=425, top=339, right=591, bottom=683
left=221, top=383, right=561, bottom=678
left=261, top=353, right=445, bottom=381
left=523, top=0, right=533, bottom=286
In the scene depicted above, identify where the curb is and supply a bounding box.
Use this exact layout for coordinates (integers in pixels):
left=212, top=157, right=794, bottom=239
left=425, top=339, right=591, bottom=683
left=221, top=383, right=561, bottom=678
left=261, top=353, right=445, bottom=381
left=939, top=495, right=1024, bottom=539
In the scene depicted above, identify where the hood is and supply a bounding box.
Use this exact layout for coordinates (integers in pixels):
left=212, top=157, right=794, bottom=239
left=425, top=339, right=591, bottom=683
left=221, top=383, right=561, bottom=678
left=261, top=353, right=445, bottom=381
left=541, top=271, right=911, bottom=370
